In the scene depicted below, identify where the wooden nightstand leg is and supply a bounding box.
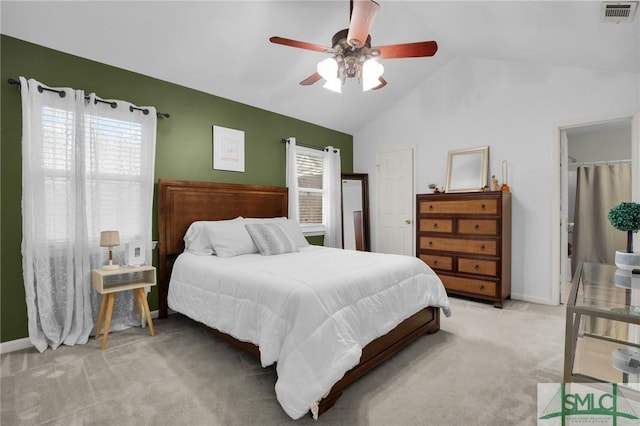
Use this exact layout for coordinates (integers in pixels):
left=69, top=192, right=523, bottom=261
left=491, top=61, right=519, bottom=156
left=95, top=294, right=108, bottom=339
left=101, top=293, right=116, bottom=350
left=134, top=289, right=144, bottom=322
left=135, top=288, right=155, bottom=336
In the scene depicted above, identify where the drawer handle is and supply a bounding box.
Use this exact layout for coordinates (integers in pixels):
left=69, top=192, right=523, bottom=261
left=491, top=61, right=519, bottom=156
left=474, top=264, right=480, bottom=271
left=480, top=244, right=485, bottom=250
left=480, top=284, right=485, bottom=290
left=433, top=259, right=438, bottom=265
left=433, top=223, right=438, bottom=229
left=429, top=205, right=434, bottom=211
left=481, top=204, right=486, bottom=211
left=474, top=224, right=480, bottom=231
left=428, top=241, right=433, bottom=247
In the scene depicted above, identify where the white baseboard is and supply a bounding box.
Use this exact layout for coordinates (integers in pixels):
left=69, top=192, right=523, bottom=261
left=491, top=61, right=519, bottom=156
left=510, top=292, right=558, bottom=306
left=0, top=337, right=33, bottom=354
left=0, top=309, right=166, bottom=354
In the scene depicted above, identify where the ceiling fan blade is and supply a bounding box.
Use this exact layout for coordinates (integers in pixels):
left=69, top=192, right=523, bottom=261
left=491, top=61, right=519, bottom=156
left=269, top=36, right=330, bottom=53
left=346, top=0, right=379, bottom=48
left=372, top=77, right=387, bottom=91
left=300, top=72, right=322, bottom=86
left=375, top=41, right=438, bottom=59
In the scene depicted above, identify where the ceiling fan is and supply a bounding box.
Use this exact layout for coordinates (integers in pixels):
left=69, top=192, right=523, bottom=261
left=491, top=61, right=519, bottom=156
left=269, top=0, right=438, bottom=93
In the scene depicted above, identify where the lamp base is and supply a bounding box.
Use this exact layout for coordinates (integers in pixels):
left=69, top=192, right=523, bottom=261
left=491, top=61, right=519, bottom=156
left=102, top=264, right=120, bottom=271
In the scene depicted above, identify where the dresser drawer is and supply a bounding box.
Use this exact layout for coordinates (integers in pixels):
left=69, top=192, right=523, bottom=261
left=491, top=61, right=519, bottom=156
left=457, top=258, right=498, bottom=277
left=440, top=275, right=497, bottom=297
left=419, top=199, right=498, bottom=215
left=419, top=218, right=453, bottom=234
left=419, top=253, right=453, bottom=271
left=419, top=237, right=498, bottom=256
left=458, top=219, right=498, bottom=236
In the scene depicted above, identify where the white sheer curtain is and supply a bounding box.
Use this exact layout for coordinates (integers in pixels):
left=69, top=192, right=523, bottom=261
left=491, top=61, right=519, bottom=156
left=20, top=77, right=157, bottom=352
left=285, top=137, right=300, bottom=221
left=323, top=146, right=342, bottom=248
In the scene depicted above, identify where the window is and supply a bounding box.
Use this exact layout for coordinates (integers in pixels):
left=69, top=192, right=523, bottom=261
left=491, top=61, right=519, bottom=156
left=42, top=106, right=146, bottom=243
left=295, top=146, right=324, bottom=232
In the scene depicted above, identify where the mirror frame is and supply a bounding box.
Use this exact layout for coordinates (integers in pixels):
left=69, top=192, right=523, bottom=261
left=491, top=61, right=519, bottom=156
left=445, top=146, right=489, bottom=193
left=341, top=173, right=370, bottom=251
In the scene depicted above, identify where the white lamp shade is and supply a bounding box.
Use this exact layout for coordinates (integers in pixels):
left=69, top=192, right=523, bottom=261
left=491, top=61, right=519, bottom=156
left=362, top=59, right=384, bottom=91
left=100, top=230, right=120, bottom=247
left=317, top=58, right=338, bottom=80
left=323, top=78, right=342, bottom=93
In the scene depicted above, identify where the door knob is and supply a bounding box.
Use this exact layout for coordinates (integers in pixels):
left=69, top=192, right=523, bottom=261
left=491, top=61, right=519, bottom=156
left=405, top=219, right=412, bottom=224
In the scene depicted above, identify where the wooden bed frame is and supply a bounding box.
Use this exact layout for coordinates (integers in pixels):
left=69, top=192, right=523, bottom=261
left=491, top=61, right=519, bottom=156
left=157, top=179, right=441, bottom=417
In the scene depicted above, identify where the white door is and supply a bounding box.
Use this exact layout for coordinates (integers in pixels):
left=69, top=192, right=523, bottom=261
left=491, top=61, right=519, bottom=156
left=559, top=129, right=569, bottom=304
left=377, top=148, right=414, bottom=255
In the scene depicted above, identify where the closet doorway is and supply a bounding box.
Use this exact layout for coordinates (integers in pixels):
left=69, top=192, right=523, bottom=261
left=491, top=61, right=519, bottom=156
left=558, top=117, right=634, bottom=303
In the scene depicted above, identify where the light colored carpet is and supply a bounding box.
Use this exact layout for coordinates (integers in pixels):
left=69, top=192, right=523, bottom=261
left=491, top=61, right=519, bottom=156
left=1, top=297, right=565, bottom=425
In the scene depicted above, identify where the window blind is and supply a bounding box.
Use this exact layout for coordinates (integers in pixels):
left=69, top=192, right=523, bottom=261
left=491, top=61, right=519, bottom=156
left=296, top=150, right=323, bottom=224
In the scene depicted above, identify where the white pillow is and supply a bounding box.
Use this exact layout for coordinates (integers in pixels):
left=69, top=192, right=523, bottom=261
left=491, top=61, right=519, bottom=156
left=207, top=219, right=258, bottom=258
left=244, top=217, right=309, bottom=248
left=184, top=221, right=217, bottom=255
left=245, top=223, right=299, bottom=256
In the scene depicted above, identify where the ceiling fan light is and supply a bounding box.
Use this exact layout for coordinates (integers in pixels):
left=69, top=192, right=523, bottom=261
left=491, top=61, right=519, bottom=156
left=363, top=59, right=384, bottom=79
left=317, top=57, right=339, bottom=80
left=362, top=59, right=384, bottom=91
left=323, top=78, right=342, bottom=93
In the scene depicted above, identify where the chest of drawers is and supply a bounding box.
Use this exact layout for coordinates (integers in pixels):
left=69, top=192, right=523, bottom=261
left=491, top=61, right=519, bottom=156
left=416, top=191, right=511, bottom=308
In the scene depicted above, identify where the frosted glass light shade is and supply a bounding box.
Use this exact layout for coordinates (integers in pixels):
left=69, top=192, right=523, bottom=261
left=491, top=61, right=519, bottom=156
left=317, top=58, right=338, bottom=80
left=362, top=59, right=384, bottom=91
left=323, top=78, right=342, bottom=93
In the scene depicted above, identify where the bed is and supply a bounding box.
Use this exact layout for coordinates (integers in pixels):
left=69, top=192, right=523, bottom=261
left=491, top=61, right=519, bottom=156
left=157, top=179, right=450, bottom=419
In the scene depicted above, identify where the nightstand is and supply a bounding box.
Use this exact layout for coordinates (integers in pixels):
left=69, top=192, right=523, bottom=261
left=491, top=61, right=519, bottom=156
left=92, top=265, right=156, bottom=350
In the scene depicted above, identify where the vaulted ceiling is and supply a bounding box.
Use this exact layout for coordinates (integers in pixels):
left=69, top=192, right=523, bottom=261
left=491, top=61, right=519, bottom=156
left=2, top=1, right=639, bottom=134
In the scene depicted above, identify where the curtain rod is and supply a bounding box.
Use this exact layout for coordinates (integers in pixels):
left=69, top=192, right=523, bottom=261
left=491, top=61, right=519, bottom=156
left=281, top=138, right=338, bottom=153
left=7, top=78, right=170, bottom=119
left=570, top=159, right=632, bottom=167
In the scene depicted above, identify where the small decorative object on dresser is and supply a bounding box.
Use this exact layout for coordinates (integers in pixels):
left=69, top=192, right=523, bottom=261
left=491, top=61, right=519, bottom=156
left=99, top=230, right=120, bottom=270
left=416, top=191, right=512, bottom=308
left=608, top=201, right=640, bottom=270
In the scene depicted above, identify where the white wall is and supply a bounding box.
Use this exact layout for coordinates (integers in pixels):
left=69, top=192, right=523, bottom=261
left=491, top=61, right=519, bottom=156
left=568, top=123, right=632, bottom=164
left=354, top=57, right=639, bottom=304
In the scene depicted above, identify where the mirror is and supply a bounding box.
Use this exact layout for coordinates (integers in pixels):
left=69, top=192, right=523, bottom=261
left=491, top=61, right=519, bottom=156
left=445, top=146, right=489, bottom=193
left=341, top=173, right=370, bottom=251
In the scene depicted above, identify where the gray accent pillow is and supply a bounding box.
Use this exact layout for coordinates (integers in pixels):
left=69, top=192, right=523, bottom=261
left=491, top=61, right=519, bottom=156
left=245, top=223, right=299, bottom=256
left=244, top=217, right=309, bottom=248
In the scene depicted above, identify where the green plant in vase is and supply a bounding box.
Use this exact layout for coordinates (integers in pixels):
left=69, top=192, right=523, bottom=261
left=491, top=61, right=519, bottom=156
left=608, top=202, right=640, bottom=253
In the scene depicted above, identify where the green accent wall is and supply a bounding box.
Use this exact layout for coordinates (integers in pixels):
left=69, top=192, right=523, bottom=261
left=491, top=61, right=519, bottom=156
left=0, top=35, right=352, bottom=343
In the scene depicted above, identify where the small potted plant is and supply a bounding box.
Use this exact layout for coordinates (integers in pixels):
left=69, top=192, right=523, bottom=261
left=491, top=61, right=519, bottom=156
left=608, top=201, right=640, bottom=270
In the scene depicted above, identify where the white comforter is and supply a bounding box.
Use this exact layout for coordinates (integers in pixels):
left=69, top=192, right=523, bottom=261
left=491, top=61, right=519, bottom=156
left=168, top=245, right=450, bottom=419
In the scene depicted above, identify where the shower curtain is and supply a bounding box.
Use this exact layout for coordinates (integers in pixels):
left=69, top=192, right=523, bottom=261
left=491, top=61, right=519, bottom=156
left=572, top=163, right=632, bottom=348
left=572, top=163, right=631, bottom=275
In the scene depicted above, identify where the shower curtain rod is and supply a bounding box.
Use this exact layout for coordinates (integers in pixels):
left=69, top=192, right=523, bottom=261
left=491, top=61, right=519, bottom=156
left=570, top=159, right=632, bottom=167
left=7, top=78, right=170, bottom=119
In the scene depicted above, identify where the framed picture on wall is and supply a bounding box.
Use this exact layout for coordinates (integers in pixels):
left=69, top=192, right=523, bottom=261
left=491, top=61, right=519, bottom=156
left=212, top=125, right=245, bottom=172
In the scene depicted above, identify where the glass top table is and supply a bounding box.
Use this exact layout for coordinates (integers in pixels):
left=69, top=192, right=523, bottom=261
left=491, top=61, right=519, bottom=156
left=565, top=262, right=640, bottom=386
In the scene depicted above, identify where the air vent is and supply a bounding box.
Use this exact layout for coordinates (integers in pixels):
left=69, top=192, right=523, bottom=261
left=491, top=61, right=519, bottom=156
left=601, top=1, right=638, bottom=23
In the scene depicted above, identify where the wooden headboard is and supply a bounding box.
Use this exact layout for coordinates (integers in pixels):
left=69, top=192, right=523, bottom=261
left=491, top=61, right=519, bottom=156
left=157, top=179, right=288, bottom=317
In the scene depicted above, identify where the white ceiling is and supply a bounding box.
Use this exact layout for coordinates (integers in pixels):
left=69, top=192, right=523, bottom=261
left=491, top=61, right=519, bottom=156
left=2, top=1, right=639, bottom=135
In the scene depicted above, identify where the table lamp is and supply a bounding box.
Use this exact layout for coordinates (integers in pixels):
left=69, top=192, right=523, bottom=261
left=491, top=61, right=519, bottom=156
left=100, top=230, right=120, bottom=270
